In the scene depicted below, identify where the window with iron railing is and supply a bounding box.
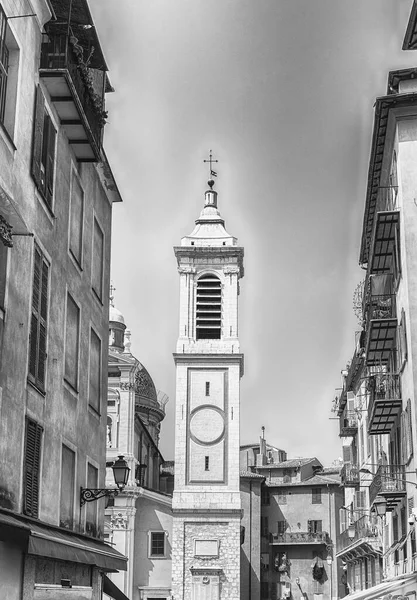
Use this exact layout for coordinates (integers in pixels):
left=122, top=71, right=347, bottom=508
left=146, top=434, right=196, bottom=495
left=0, top=5, right=8, bottom=126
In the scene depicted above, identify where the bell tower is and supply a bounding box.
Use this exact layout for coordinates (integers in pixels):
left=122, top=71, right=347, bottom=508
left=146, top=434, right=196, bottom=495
left=171, top=158, right=244, bottom=600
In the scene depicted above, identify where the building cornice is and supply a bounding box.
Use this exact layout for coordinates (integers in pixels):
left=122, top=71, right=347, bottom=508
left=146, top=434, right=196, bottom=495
left=359, top=92, right=417, bottom=265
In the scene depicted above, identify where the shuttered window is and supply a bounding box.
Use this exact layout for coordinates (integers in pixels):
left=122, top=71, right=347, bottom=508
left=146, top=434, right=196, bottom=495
left=23, top=418, right=43, bottom=518
left=69, top=172, right=84, bottom=266
left=31, top=86, right=56, bottom=209
left=398, top=308, right=408, bottom=371
left=312, top=488, right=322, bottom=504
left=308, top=520, right=322, bottom=533
left=89, top=328, right=101, bottom=413
left=261, top=516, right=269, bottom=537
left=60, top=445, right=75, bottom=529
left=91, top=218, right=104, bottom=300
left=0, top=5, right=9, bottom=126
left=277, top=520, right=287, bottom=534
left=64, top=293, right=80, bottom=390
left=28, top=246, right=49, bottom=391
left=85, top=463, right=98, bottom=537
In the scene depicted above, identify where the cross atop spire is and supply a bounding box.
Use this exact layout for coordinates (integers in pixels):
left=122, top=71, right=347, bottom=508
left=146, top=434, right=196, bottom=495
left=109, top=283, right=116, bottom=307
left=203, top=150, right=218, bottom=189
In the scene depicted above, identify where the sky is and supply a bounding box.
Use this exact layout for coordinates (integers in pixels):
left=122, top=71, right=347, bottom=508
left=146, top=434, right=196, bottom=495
left=90, top=0, right=417, bottom=465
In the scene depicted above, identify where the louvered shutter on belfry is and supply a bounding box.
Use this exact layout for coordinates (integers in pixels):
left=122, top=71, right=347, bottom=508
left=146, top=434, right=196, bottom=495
left=24, top=419, right=43, bottom=517
left=31, top=86, right=45, bottom=190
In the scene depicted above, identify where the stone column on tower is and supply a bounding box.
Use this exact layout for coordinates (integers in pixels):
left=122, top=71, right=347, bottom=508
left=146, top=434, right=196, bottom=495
left=171, top=163, right=244, bottom=600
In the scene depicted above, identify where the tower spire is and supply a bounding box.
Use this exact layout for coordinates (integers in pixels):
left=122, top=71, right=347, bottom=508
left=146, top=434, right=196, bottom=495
left=203, top=150, right=219, bottom=208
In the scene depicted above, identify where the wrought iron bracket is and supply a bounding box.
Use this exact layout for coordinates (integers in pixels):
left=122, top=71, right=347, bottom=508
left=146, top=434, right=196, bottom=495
left=80, top=487, right=119, bottom=506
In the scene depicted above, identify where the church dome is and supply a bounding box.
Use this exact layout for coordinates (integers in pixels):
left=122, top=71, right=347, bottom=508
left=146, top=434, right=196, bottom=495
left=109, top=304, right=125, bottom=325
left=135, top=361, right=157, bottom=403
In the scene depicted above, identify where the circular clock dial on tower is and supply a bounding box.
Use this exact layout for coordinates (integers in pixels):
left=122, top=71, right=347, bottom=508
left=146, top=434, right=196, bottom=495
left=190, top=407, right=225, bottom=445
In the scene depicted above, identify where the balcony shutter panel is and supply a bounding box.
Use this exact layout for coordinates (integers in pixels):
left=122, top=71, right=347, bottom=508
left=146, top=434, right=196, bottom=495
left=37, top=260, right=49, bottom=385
left=340, top=508, right=347, bottom=533
left=24, top=419, right=43, bottom=517
left=29, top=249, right=49, bottom=389
left=31, top=86, right=45, bottom=189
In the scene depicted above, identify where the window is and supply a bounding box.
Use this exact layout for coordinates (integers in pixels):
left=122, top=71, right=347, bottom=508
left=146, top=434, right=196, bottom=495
left=64, top=293, right=80, bottom=390
left=261, top=582, right=269, bottom=599
left=0, top=6, right=8, bottom=126
left=205, top=381, right=210, bottom=396
left=28, top=246, right=49, bottom=392
left=261, top=486, right=270, bottom=505
left=149, top=531, right=166, bottom=557
left=261, top=516, right=269, bottom=537
left=398, top=309, right=408, bottom=371
left=23, top=418, right=43, bottom=518
left=32, top=86, right=56, bottom=208
left=308, top=520, right=322, bottom=534
left=92, top=218, right=104, bottom=300
left=204, top=456, right=209, bottom=471
left=69, top=172, right=84, bottom=265
left=277, top=488, right=287, bottom=505
left=89, top=328, right=101, bottom=413
left=85, top=463, right=98, bottom=537
left=60, top=445, right=75, bottom=529
left=0, top=7, right=18, bottom=138
left=402, top=399, right=413, bottom=464
left=312, top=488, right=322, bottom=504
left=277, top=520, right=286, bottom=535
left=196, top=274, right=221, bottom=340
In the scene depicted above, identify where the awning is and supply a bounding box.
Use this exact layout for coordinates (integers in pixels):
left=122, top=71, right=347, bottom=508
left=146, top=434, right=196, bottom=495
left=0, top=512, right=31, bottom=546
left=28, top=522, right=127, bottom=572
left=346, top=573, right=417, bottom=600
left=103, top=575, right=130, bottom=600
left=0, top=185, right=29, bottom=236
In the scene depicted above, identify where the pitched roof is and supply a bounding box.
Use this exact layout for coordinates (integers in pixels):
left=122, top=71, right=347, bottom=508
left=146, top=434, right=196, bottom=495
left=265, top=473, right=341, bottom=488
left=240, top=470, right=265, bottom=480
left=255, top=458, right=318, bottom=469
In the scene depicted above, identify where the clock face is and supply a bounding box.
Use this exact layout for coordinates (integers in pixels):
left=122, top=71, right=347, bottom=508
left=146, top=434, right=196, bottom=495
left=190, top=407, right=225, bottom=445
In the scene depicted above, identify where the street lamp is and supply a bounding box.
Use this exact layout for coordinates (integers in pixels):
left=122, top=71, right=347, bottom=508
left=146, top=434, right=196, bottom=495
left=80, top=455, right=130, bottom=506
left=373, top=495, right=387, bottom=517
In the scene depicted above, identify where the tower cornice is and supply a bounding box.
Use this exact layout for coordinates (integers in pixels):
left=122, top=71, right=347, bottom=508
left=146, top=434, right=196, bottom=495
left=174, top=246, right=244, bottom=277
left=173, top=353, right=244, bottom=376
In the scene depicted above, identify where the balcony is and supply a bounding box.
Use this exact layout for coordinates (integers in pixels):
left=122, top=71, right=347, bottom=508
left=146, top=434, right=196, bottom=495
left=369, top=465, right=406, bottom=511
left=337, top=515, right=382, bottom=558
left=270, top=531, right=329, bottom=545
left=341, top=463, right=360, bottom=488
left=339, top=409, right=358, bottom=438
left=363, top=274, right=397, bottom=366
left=40, top=26, right=107, bottom=161
left=367, top=372, right=402, bottom=436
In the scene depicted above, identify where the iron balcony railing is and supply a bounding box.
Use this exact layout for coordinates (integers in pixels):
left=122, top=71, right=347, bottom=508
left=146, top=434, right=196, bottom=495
left=337, top=515, right=381, bottom=554
left=341, top=463, right=360, bottom=487
left=369, top=465, right=406, bottom=506
left=375, top=185, right=399, bottom=214
left=339, top=409, right=358, bottom=437
left=40, top=30, right=104, bottom=149
left=270, top=531, right=329, bottom=545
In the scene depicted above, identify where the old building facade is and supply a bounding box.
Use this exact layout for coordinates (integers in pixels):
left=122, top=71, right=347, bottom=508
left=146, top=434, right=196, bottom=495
left=171, top=176, right=244, bottom=600
left=105, top=303, right=173, bottom=600
left=0, top=1, right=126, bottom=599
left=334, top=2, right=417, bottom=596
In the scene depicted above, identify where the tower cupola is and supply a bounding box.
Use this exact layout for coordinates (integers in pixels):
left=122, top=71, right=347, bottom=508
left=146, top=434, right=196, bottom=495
left=109, top=292, right=126, bottom=353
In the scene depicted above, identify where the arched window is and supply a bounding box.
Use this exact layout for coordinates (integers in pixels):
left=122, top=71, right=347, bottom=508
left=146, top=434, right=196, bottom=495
left=196, top=274, right=221, bottom=340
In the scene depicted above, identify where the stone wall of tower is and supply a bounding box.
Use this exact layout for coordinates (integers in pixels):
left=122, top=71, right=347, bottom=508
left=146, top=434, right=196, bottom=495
left=171, top=514, right=241, bottom=600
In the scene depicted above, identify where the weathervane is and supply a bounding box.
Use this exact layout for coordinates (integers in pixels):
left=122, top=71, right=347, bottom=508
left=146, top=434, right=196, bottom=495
left=203, top=150, right=218, bottom=189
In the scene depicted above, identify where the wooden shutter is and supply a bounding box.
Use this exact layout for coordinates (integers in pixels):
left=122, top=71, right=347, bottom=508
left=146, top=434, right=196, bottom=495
left=24, top=419, right=43, bottom=517
left=29, top=248, right=49, bottom=389
left=89, top=328, right=101, bottom=413
left=45, top=115, right=56, bottom=206
left=92, top=219, right=104, bottom=299
left=31, top=86, right=45, bottom=189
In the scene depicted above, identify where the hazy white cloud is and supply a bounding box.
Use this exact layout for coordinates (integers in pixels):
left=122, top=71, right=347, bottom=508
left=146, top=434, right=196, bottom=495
left=91, top=0, right=416, bottom=463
